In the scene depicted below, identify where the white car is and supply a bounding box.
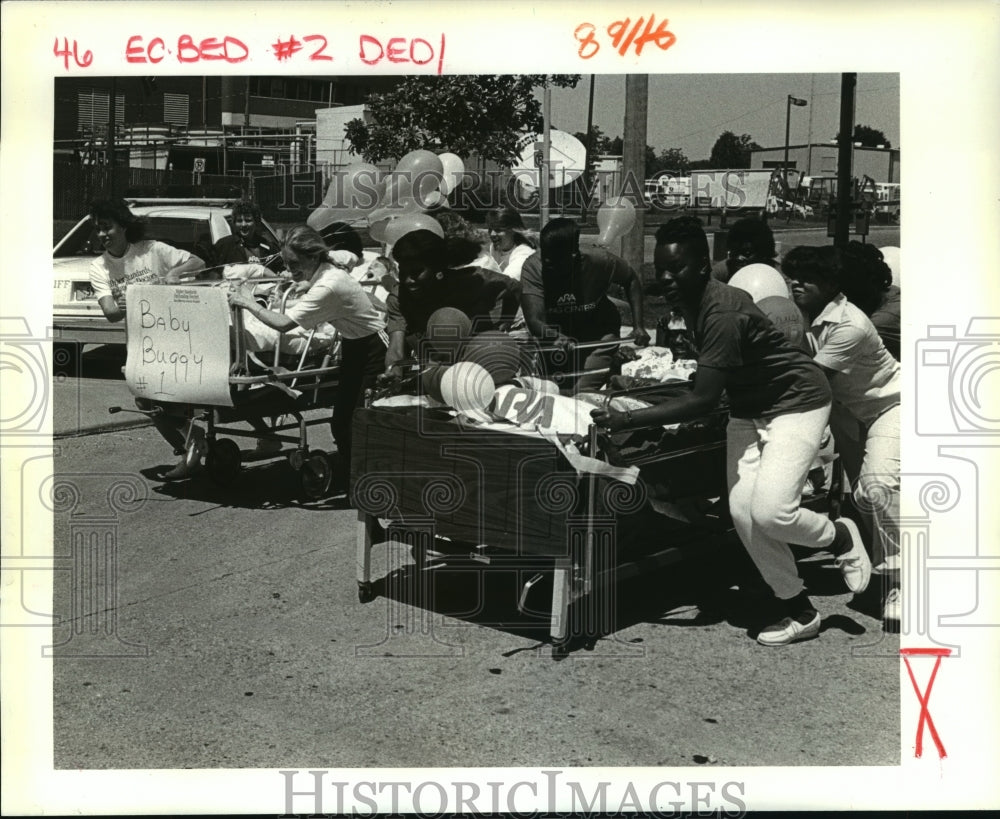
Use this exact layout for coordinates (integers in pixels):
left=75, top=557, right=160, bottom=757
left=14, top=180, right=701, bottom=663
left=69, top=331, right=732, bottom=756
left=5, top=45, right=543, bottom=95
left=52, top=199, right=282, bottom=357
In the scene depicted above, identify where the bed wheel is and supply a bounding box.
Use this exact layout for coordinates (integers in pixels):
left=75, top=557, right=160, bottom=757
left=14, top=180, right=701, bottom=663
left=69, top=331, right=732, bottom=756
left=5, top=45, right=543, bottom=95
left=205, top=438, right=241, bottom=484
left=358, top=581, right=376, bottom=603
left=300, top=450, right=332, bottom=499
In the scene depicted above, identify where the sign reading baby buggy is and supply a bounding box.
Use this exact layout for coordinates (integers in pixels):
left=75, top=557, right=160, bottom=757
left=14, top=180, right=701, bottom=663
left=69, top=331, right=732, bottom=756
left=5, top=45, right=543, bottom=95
left=125, top=285, right=233, bottom=407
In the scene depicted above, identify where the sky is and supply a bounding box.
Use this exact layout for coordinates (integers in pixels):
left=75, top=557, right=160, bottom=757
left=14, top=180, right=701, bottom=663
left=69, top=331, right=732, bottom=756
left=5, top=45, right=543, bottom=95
left=541, top=73, right=900, bottom=161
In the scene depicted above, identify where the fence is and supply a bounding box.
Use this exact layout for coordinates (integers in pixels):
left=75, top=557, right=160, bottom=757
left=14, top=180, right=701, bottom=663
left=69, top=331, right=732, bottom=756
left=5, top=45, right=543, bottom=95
left=52, top=163, right=324, bottom=224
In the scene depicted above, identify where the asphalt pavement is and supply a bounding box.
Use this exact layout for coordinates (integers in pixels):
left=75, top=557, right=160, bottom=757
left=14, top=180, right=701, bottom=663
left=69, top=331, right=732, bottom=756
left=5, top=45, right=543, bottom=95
left=49, top=391, right=899, bottom=771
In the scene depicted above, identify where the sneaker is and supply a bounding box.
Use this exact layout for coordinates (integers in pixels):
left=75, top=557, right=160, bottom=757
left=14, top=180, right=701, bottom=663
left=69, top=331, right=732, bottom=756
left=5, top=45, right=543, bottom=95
left=254, top=436, right=283, bottom=456
left=832, top=518, right=871, bottom=593
left=883, top=587, right=901, bottom=632
left=757, top=610, right=821, bottom=646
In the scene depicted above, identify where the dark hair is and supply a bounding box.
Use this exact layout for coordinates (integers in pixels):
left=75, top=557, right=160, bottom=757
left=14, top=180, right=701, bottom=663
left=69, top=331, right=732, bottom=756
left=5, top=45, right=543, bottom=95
left=231, top=199, right=262, bottom=223
left=282, top=225, right=332, bottom=263
left=654, top=216, right=710, bottom=263
left=317, top=220, right=364, bottom=258
left=727, top=217, right=776, bottom=261
left=781, top=245, right=843, bottom=290
left=486, top=206, right=534, bottom=248
left=435, top=210, right=479, bottom=242
left=392, top=229, right=444, bottom=271
left=539, top=217, right=580, bottom=260
left=89, top=198, right=145, bottom=243
left=839, top=241, right=892, bottom=315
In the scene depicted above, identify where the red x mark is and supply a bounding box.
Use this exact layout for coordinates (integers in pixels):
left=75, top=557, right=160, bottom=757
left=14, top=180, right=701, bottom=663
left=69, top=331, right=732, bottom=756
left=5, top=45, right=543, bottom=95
left=900, top=648, right=952, bottom=758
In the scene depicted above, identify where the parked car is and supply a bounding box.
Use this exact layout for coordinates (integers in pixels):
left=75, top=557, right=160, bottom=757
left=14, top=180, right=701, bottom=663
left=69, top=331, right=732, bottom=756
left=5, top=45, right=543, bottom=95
left=52, top=199, right=282, bottom=367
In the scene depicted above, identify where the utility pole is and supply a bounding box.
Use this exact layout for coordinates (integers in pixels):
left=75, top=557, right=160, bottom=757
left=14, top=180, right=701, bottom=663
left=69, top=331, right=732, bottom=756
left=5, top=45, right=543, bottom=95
left=581, top=74, right=596, bottom=222
left=621, top=74, right=648, bottom=271
left=834, top=72, right=857, bottom=249
left=108, top=77, right=117, bottom=196
left=540, top=83, right=551, bottom=228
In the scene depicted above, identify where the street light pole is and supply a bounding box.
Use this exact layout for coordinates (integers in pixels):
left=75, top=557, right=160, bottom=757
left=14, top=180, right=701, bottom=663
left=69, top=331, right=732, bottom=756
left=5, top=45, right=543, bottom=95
left=784, top=95, right=808, bottom=198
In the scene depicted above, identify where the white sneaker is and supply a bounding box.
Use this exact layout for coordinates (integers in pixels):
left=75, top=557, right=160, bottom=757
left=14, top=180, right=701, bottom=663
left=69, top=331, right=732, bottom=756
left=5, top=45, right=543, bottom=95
left=833, top=518, right=872, bottom=593
left=883, top=587, right=901, bottom=632
left=757, top=610, right=821, bottom=646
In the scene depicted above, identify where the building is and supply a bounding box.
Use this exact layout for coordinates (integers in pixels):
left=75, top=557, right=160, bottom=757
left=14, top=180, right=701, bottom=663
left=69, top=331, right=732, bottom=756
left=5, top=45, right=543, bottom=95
left=54, top=76, right=397, bottom=171
left=749, top=142, right=901, bottom=187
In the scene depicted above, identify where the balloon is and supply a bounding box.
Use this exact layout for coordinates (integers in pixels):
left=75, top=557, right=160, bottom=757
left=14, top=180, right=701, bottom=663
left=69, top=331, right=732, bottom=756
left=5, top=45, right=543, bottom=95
left=728, top=263, right=790, bottom=302
left=422, top=190, right=446, bottom=210
left=879, top=246, right=901, bottom=287
left=440, top=361, right=496, bottom=412
left=438, top=152, right=466, bottom=196
left=420, top=364, right=448, bottom=403
left=384, top=212, right=444, bottom=245
left=459, top=331, right=522, bottom=385
left=596, top=197, right=636, bottom=244
left=758, top=295, right=806, bottom=349
left=307, top=205, right=367, bottom=233
left=323, top=162, right=380, bottom=210
left=425, top=307, right=472, bottom=360
left=376, top=173, right=419, bottom=212
left=368, top=215, right=393, bottom=244
left=396, top=149, right=444, bottom=181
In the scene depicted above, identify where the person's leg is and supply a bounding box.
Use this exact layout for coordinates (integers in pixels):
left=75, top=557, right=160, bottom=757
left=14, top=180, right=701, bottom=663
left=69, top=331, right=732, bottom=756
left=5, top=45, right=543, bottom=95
left=137, top=398, right=205, bottom=479
left=855, top=405, right=901, bottom=627
left=331, top=334, right=385, bottom=486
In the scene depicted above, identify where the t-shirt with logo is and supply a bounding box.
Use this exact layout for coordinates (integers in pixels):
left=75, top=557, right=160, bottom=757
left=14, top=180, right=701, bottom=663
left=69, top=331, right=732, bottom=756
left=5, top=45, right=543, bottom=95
left=693, top=279, right=831, bottom=419
left=89, top=240, right=194, bottom=302
left=519, top=246, right=627, bottom=341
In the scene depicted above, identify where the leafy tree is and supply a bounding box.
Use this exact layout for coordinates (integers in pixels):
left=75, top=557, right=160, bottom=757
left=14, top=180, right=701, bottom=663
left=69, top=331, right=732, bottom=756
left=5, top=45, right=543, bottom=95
left=345, top=75, right=580, bottom=166
left=648, top=147, right=690, bottom=177
left=836, top=124, right=892, bottom=148
left=708, top=131, right=761, bottom=168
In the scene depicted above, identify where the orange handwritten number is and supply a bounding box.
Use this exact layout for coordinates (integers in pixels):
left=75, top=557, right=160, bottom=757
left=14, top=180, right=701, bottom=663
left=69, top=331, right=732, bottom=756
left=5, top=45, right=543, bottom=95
left=304, top=34, right=332, bottom=61
left=607, top=14, right=676, bottom=57
left=574, top=23, right=600, bottom=59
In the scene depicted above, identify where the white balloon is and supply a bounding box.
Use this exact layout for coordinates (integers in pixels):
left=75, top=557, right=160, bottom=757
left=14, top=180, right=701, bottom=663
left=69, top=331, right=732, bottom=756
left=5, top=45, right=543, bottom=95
left=728, top=263, right=790, bottom=303
left=439, top=361, right=496, bottom=412
left=438, top=152, right=466, bottom=196
left=879, top=246, right=901, bottom=287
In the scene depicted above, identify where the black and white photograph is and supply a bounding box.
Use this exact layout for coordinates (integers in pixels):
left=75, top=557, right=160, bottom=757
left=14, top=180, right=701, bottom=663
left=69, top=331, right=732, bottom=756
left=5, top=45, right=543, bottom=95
left=2, top=2, right=998, bottom=815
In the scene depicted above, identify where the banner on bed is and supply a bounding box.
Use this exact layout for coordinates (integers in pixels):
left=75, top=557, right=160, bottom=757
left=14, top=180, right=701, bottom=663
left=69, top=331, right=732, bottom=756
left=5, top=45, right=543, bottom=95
left=124, top=284, right=234, bottom=407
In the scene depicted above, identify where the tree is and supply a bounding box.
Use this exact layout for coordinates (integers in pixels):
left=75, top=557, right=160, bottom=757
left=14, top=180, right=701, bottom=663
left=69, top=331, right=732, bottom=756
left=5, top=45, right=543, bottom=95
left=708, top=131, right=761, bottom=168
left=344, top=75, right=580, bottom=166
left=837, top=124, right=892, bottom=148
left=648, top=147, right=690, bottom=177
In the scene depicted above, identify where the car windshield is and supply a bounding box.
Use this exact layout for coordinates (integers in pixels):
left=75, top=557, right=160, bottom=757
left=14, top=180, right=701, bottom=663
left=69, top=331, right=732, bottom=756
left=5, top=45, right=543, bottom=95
left=54, top=216, right=216, bottom=258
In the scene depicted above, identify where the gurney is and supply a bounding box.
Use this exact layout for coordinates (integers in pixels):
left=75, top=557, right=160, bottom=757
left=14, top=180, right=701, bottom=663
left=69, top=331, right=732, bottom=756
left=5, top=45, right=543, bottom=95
left=351, top=355, right=844, bottom=654
left=118, top=278, right=362, bottom=498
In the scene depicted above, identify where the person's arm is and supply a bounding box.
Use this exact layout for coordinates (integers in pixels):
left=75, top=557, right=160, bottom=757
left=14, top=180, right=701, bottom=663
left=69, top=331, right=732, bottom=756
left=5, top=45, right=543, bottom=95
left=228, top=288, right=299, bottom=332
left=384, top=330, right=407, bottom=374
left=609, top=257, right=650, bottom=347
left=519, top=253, right=573, bottom=349
left=97, top=295, right=125, bottom=323
left=494, top=274, right=521, bottom=328
left=164, top=254, right=206, bottom=284
left=590, top=366, right=727, bottom=431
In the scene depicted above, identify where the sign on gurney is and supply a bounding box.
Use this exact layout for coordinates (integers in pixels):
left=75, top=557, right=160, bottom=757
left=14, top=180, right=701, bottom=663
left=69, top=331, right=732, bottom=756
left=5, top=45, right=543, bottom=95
left=124, top=284, right=233, bottom=407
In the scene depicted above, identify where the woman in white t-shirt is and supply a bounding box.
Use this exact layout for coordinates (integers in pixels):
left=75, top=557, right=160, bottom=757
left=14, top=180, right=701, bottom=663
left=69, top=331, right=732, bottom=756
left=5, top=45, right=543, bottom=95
left=486, top=206, right=536, bottom=282
left=88, top=199, right=208, bottom=480
left=228, top=225, right=387, bottom=490
left=88, top=198, right=206, bottom=323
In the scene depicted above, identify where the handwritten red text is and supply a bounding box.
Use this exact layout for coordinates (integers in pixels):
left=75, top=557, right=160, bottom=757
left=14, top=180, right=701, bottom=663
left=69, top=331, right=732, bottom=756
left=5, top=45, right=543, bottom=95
left=125, top=34, right=249, bottom=64
left=359, top=33, right=445, bottom=74
left=270, top=34, right=332, bottom=62
left=53, top=37, right=93, bottom=70
left=574, top=14, right=676, bottom=59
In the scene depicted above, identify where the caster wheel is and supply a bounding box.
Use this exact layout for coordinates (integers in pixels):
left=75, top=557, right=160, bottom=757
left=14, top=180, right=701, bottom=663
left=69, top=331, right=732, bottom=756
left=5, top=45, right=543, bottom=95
left=300, top=450, right=332, bottom=499
left=205, top=438, right=241, bottom=484
left=288, top=449, right=306, bottom=471
left=358, top=582, right=376, bottom=603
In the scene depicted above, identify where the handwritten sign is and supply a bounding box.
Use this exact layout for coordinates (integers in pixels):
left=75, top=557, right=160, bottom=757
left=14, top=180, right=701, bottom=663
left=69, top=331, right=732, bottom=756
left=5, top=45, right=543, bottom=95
left=124, top=285, right=233, bottom=407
